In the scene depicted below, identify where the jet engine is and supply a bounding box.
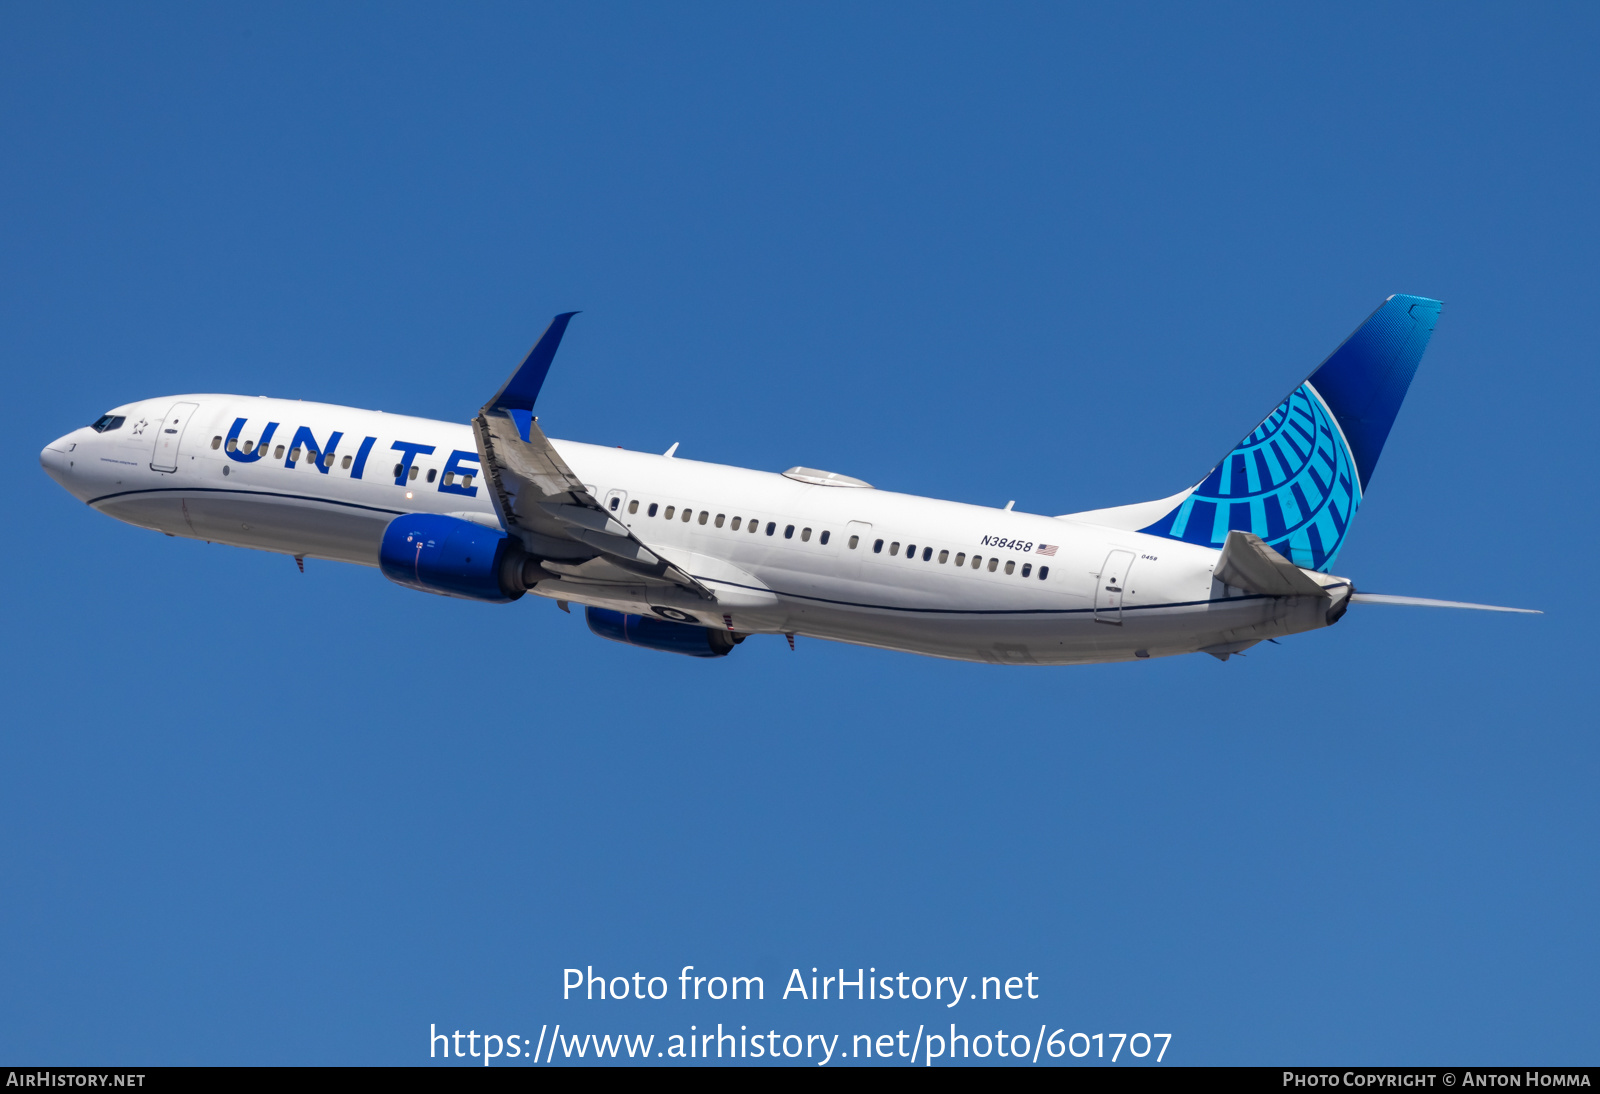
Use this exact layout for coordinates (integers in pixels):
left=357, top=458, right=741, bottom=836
left=379, top=513, right=526, bottom=603
left=585, top=607, right=738, bottom=658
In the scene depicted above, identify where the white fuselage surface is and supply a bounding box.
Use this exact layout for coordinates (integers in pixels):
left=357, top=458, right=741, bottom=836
left=41, top=393, right=1347, bottom=665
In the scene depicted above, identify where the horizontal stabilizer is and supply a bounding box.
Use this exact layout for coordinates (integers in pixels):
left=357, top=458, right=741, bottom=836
left=1214, top=530, right=1329, bottom=598
left=1350, top=592, right=1540, bottom=614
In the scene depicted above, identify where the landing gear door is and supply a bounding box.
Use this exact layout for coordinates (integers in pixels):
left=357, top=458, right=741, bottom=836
left=1095, top=550, right=1136, bottom=625
left=150, top=401, right=200, bottom=473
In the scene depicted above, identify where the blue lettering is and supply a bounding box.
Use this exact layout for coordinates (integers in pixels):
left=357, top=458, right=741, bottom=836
left=390, top=440, right=436, bottom=485
left=285, top=425, right=344, bottom=473
left=438, top=449, right=481, bottom=497
left=224, top=417, right=279, bottom=463
left=350, top=436, right=377, bottom=480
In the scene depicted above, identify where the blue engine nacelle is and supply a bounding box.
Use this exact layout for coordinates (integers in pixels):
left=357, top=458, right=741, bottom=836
left=585, top=607, right=738, bottom=658
left=379, top=513, right=525, bottom=603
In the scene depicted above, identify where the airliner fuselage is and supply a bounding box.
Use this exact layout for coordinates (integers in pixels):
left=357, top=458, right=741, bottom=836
left=40, top=392, right=1340, bottom=664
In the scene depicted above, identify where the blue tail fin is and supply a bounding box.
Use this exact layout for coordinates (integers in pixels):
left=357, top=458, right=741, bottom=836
left=1137, top=294, right=1442, bottom=571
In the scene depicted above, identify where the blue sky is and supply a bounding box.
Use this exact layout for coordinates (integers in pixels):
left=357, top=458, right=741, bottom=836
left=3, top=3, right=1596, bottom=1066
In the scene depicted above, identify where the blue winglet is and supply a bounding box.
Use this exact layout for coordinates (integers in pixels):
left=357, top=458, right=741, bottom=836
left=487, top=312, right=580, bottom=415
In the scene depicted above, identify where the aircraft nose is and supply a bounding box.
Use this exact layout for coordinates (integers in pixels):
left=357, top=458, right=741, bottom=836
left=40, top=434, right=81, bottom=491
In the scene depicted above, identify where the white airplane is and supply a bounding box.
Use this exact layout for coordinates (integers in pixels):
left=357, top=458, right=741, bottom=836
left=40, top=296, right=1535, bottom=663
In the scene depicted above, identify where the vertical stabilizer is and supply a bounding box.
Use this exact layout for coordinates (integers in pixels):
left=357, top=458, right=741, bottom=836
left=1124, top=295, right=1441, bottom=571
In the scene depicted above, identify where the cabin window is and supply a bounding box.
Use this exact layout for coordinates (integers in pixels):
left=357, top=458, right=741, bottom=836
left=1021, top=563, right=1032, bottom=577
left=290, top=447, right=302, bottom=461
left=695, top=511, right=706, bottom=525
left=905, top=544, right=916, bottom=559
left=628, top=500, right=639, bottom=514
left=322, top=453, right=333, bottom=468
left=242, top=440, right=254, bottom=454
left=820, top=530, right=830, bottom=545
left=608, top=496, right=620, bottom=510
left=226, top=438, right=238, bottom=452
left=462, top=475, right=474, bottom=488
left=408, top=465, right=419, bottom=482
left=681, top=508, right=691, bottom=523
left=800, top=527, right=811, bottom=542
left=954, top=552, right=965, bottom=566
left=783, top=524, right=795, bottom=539
left=938, top=549, right=949, bottom=564
left=987, top=557, right=998, bottom=572
left=647, top=503, right=657, bottom=516
left=426, top=468, right=436, bottom=483
left=663, top=505, right=675, bottom=519
left=848, top=535, right=859, bottom=549
left=922, top=547, right=933, bottom=562
left=730, top=516, right=741, bottom=530
left=874, top=539, right=884, bottom=553
left=766, top=522, right=777, bottom=536
left=210, top=436, right=222, bottom=450
left=715, top=514, right=725, bottom=528
left=393, top=463, right=403, bottom=478
left=889, top=541, right=900, bottom=556
left=749, top=519, right=759, bottom=534
left=274, top=445, right=285, bottom=459
left=443, top=472, right=455, bottom=485
left=1039, top=566, right=1049, bottom=580
left=343, top=455, right=353, bottom=470
left=1004, top=560, right=1015, bottom=575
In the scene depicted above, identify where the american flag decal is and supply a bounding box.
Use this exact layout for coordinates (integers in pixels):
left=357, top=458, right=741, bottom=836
left=1037, top=543, right=1059, bottom=556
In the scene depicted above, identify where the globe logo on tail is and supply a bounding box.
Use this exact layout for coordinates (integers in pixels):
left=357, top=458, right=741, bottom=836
left=1139, top=381, right=1360, bottom=572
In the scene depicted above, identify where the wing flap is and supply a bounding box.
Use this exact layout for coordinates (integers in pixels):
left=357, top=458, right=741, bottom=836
left=475, top=408, right=713, bottom=599
left=541, top=557, right=682, bottom=587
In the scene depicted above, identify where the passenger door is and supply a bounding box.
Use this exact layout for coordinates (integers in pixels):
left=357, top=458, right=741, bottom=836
left=1094, top=550, right=1136, bottom=625
left=150, top=401, right=200, bottom=473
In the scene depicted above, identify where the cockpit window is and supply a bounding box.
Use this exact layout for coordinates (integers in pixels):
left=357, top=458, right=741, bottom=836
left=90, top=414, right=126, bottom=433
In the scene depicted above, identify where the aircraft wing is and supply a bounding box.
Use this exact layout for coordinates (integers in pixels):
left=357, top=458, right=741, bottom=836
left=471, top=314, right=714, bottom=601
